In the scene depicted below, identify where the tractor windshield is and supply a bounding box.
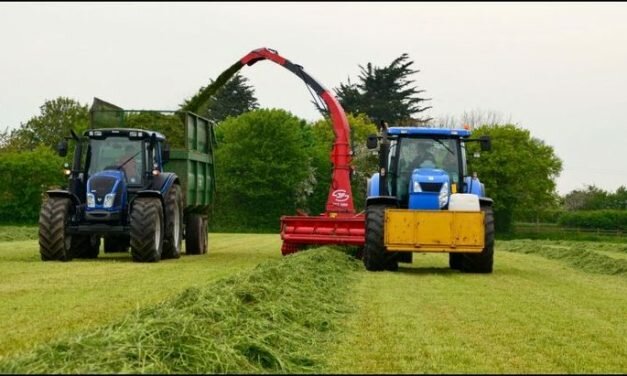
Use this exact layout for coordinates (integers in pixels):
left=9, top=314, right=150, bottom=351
left=88, top=137, right=145, bottom=185
left=393, top=137, right=460, bottom=204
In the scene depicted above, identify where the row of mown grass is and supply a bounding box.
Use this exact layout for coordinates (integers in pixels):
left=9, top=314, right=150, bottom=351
left=0, top=247, right=359, bottom=374
left=500, top=239, right=627, bottom=275
left=0, top=233, right=285, bottom=359
left=0, top=226, right=37, bottom=242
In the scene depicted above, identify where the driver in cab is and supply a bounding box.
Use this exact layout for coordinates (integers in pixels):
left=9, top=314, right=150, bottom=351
left=116, top=145, right=140, bottom=184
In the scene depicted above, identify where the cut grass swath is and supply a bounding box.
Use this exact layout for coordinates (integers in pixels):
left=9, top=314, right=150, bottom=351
left=0, top=247, right=359, bottom=374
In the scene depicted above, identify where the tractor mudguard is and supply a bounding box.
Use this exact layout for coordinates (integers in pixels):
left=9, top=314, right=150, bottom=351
left=366, top=196, right=399, bottom=208
left=46, top=190, right=81, bottom=206
left=130, top=190, right=163, bottom=208
left=479, top=197, right=493, bottom=207
left=151, top=172, right=178, bottom=196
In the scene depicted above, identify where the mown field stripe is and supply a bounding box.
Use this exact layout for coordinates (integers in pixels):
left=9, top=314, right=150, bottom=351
left=325, top=247, right=627, bottom=374
left=0, top=248, right=360, bottom=374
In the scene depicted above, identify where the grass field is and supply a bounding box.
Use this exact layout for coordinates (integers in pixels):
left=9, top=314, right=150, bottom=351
left=0, top=228, right=625, bottom=373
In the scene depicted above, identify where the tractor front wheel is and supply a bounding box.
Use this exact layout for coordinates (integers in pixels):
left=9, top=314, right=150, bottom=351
left=363, top=204, right=398, bottom=271
left=130, top=197, right=164, bottom=262
left=39, top=197, right=73, bottom=262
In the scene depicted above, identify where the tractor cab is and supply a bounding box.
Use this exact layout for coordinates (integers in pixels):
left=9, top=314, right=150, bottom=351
left=367, top=127, right=491, bottom=210
left=57, top=128, right=168, bottom=222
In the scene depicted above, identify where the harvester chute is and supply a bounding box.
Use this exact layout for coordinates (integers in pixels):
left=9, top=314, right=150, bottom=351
left=184, top=48, right=365, bottom=255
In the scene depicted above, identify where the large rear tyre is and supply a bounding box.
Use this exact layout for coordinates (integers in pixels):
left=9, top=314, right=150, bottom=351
left=461, top=205, right=494, bottom=273
left=185, top=214, right=207, bottom=255
left=39, top=197, right=73, bottom=262
left=71, top=235, right=101, bottom=259
left=363, top=204, right=398, bottom=271
left=449, top=253, right=463, bottom=270
left=130, top=197, right=164, bottom=263
left=162, top=185, right=183, bottom=259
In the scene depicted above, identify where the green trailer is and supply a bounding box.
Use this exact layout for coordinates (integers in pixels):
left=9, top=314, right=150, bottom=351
left=38, top=98, right=216, bottom=262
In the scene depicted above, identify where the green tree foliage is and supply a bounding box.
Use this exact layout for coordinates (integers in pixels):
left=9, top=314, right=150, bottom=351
left=211, top=109, right=310, bottom=232
left=307, top=113, right=378, bottom=214
left=0, top=146, right=65, bottom=223
left=1, top=97, right=89, bottom=151
left=124, top=112, right=186, bottom=149
left=181, top=73, right=259, bottom=124
left=467, top=124, right=563, bottom=233
left=563, top=185, right=627, bottom=210
left=334, top=53, right=432, bottom=125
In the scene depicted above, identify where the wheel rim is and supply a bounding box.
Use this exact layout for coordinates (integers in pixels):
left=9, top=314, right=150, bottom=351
left=155, top=212, right=161, bottom=251
left=173, top=202, right=180, bottom=249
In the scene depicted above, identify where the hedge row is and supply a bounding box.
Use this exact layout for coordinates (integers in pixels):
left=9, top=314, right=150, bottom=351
left=557, top=210, right=627, bottom=231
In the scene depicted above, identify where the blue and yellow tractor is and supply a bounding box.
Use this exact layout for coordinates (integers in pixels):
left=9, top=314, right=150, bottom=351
left=364, top=125, right=494, bottom=273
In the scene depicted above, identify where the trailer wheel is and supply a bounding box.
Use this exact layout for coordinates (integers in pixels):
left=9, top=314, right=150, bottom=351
left=185, top=214, right=206, bottom=255
left=461, top=205, right=494, bottom=273
left=162, top=185, right=183, bottom=259
left=130, top=197, right=164, bottom=262
left=363, top=204, right=398, bottom=271
left=72, top=235, right=101, bottom=259
left=39, top=197, right=73, bottom=262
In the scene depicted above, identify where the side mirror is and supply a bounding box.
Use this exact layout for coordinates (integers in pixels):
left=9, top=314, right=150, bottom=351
left=57, top=140, right=68, bottom=157
left=162, top=143, right=170, bottom=164
left=480, top=136, right=492, bottom=151
left=366, top=134, right=378, bottom=149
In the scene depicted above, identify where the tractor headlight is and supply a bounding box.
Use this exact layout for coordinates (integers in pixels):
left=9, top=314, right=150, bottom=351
left=439, top=182, right=449, bottom=208
left=87, top=193, right=95, bottom=208
left=413, top=181, right=422, bottom=193
left=103, top=193, right=116, bottom=208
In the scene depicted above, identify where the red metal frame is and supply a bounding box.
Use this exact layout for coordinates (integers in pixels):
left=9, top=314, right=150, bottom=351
left=199, top=48, right=366, bottom=254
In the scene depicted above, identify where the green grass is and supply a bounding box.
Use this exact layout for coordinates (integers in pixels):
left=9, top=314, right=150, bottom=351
left=0, top=233, right=282, bottom=359
left=1, top=233, right=626, bottom=373
left=325, top=242, right=627, bottom=374
left=0, top=247, right=359, bottom=374
left=0, top=225, right=37, bottom=242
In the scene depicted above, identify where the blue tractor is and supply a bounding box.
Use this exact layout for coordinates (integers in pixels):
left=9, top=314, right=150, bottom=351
left=38, top=104, right=215, bottom=263
left=364, top=125, right=494, bottom=273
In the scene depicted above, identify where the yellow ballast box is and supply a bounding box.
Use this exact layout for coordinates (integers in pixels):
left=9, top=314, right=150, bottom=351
left=384, top=209, right=485, bottom=253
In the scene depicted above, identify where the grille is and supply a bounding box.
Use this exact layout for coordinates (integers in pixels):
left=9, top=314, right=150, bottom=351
left=90, top=176, right=117, bottom=198
left=419, top=182, right=443, bottom=192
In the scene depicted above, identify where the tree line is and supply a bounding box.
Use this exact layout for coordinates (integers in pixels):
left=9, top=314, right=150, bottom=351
left=2, top=53, right=613, bottom=234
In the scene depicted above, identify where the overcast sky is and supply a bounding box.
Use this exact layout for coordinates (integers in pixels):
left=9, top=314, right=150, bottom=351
left=1, top=2, right=625, bottom=195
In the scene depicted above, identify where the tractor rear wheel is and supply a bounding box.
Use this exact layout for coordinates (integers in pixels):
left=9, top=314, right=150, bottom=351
left=104, top=235, right=129, bottom=253
left=185, top=214, right=207, bottom=255
left=162, top=185, right=183, bottom=259
left=461, top=205, right=494, bottom=273
left=449, top=253, right=463, bottom=270
left=130, top=197, right=164, bottom=262
left=363, top=204, right=398, bottom=271
left=71, top=235, right=101, bottom=259
left=39, top=197, right=73, bottom=262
